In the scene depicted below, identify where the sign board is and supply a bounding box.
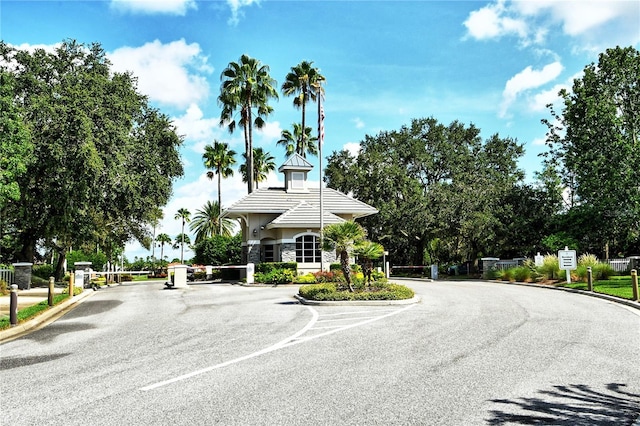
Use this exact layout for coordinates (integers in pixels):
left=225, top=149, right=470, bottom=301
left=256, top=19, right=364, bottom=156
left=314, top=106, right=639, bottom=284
left=558, top=248, right=577, bottom=270
left=534, top=252, right=544, bottom=267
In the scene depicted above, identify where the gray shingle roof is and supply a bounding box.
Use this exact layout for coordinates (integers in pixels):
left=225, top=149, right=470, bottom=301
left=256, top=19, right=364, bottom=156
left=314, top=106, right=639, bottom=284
left=221, top=187, right=378, bottom=219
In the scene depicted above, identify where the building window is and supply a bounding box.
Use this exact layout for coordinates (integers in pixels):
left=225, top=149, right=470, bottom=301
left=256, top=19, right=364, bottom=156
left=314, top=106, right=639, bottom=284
left=291, top=172, right=304, bottom=189
left=296, top=235, right=320, bottom=263
left=262, top=244, right=275, bottom=262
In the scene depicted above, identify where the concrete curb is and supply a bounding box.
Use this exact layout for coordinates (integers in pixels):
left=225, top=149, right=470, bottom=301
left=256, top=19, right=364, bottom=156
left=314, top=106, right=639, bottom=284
left=294, top=294, right=422, bottom=306
left=0, top=289, right=96, bottom=343
left=392, top=276, right=640, bottom=311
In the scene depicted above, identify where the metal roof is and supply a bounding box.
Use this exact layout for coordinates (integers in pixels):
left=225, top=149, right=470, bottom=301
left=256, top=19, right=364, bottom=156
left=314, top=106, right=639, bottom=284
left=221, top=187, right=378, bottom=220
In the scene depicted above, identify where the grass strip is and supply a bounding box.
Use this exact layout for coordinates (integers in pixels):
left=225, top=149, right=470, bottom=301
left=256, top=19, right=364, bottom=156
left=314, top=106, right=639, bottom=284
left=0, top=293, right=70, bottom=331
left=560, top=277, right=636, bottom=300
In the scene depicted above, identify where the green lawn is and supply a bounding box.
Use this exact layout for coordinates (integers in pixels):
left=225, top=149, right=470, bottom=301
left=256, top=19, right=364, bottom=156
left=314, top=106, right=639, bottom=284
left=561, top=276, right=638, bottom=300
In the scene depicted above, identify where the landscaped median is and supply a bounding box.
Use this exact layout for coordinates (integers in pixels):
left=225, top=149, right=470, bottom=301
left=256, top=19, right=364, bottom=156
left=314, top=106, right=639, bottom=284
left=296, top=281, right=420, bottom=305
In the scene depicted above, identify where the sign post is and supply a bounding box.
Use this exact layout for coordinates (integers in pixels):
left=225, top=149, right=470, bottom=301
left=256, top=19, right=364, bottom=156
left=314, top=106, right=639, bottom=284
left=558, top=246, right=577, bottom=284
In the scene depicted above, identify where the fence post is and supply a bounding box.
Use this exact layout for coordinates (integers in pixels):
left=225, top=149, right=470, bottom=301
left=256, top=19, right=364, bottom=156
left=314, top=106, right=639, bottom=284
left=631, top=269, right=638, bottom=302
left=10, top=284, right=18, bottom=326
left=587, top=267, right=593, bottom=292
left=48, top=276, right=55, bottom=306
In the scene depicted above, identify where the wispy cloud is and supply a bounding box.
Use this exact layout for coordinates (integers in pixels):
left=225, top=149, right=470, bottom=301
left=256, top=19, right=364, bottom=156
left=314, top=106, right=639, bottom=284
left=500, top=61, right=563, bottom=118
left=110, top=0, right=197, bottom=16
left=227, top=0, right=260, bottom=26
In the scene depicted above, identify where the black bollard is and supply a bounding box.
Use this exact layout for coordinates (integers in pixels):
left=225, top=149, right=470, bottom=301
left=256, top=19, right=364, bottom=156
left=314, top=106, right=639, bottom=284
left=10, top=284, right=18, bottom=326
left=632, top=269, right=638, bottom=302
left=587, top=267, right=593, bottom=292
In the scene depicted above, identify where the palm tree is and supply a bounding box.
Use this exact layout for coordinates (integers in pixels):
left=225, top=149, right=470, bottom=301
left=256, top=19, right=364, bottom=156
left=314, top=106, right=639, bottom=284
left=322, top=221, right=366, bottom=292
left=219, top=54, right=278, bottom=194
left=174, top=208, right=191, bottom=263
left=173, top=233, right=191, bottom=250
left=189, top=200, right=236, bottom=242
left=277, top=123, right=318, bottom=157
left=203, top=140, right=236, bottom=209
left=281, top=61, right=326, bottom=157
left=240, top=147, right=275, bottom=189
left=156, top=233, right=172, bottom=263
left=148, top=207, right=164, bottom=261
left=354, top=241, right=385, bottom=285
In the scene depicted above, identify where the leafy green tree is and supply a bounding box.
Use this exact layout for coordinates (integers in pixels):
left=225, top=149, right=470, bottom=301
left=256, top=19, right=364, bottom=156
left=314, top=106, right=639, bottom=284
left=277, top=123, right=318, bottom=157
left=190, top=200, right=236, bottom=242
left=192, top=233, right=242, bottom=266
left=240, top=147, right=275, bottom=189
left=322, top=221, right=367, bottom=292
left=219, top=55, right=278, bottom=194
left=281, top=61, right=325, bottom=157
left=1, top=40, right=183, bottom=278
left=325, top=117, right=527, bottom=266
left=542, top=46, right=640, bottom=256
left=156, top=233, right=172, bottom=262
left=0, top=70, right=32, bottom=208
left=174, top=208, right=191, bottom=263
left=203, top=140, right=236, bottom=209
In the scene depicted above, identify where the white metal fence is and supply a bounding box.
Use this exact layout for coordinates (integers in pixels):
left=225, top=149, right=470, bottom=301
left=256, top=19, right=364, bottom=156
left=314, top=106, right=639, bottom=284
left=603, top=258, right=630, bottom=273
left=0, top=269, right=14, bottom=285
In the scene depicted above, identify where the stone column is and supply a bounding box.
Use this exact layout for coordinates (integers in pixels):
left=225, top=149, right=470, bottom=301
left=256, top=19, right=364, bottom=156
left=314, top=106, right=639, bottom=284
left=13, top=262, right=33, bottom=290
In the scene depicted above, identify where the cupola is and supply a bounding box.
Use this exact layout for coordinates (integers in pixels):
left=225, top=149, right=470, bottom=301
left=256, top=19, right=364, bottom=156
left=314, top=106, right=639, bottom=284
left=278, top=153, right=314, bottom=193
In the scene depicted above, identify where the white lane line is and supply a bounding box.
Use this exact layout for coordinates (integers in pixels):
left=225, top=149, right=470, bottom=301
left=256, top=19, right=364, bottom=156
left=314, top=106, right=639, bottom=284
left=317, top=315, right=380, bottom=323
left=282, top=304, right=416, bottom=348
left=140, top=305, right=319, bottom=392
left=141, top=304, right=415, bottom=391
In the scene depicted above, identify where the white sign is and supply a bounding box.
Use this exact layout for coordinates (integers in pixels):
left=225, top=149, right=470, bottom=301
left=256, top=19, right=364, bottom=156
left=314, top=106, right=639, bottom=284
left=558, top=247, right=577, bottom=270
left=534, top=252, right=544, bottom=267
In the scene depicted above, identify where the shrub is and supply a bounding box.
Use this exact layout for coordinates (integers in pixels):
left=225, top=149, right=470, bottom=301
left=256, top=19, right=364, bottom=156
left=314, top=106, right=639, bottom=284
left=32, top=264, right=55, bottom=280
left=293, top=273, right=316, bottom=284
left=31, top=275, right=50, bottom=287
left=513, top=266, right=533, bottom=282
left=256, top=262, right=297, bottom=274
left=120, top=274, right=133, bottom=282
left=578, top=253, right=599, bottom=267
left=299, top=283, right=337, bottom=299
left=313, top=270, right=344, bottom=283
left=0, top=279, right=8, bottom=295
left=593, top=263, right=615, bottom=280
left=537, top=254, right=560, bottom=281
left=485, top=267, right=501, bottom=280
left=254, top=269, right=295, bottom=284
left=194, top=271, right=206, bottom=280
left=501, top=268, right=514, bottom=282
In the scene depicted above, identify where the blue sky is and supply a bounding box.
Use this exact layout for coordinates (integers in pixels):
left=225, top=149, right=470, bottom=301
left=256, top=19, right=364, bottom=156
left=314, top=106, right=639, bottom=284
left=2, top=0, right=639, bottom=262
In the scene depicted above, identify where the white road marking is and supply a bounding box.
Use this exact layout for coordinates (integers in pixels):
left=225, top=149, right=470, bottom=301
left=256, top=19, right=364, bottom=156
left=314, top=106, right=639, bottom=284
left=140, top=304, right=415, bottom=391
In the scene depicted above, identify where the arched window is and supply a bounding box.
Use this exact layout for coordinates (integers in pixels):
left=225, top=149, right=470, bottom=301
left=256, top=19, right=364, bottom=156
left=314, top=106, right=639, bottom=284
left=296, top=234, right=321, bottom=263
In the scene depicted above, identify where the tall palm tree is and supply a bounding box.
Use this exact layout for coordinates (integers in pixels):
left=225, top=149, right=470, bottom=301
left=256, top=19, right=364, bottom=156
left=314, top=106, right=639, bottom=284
left=189, top=200, right=236, bottom=242
left=277, top=123, right=318, bottom=157
left=322, top=221, right=366, bottom=292
left=148, top=207, right=164, bottom=261
left=203, top=140, right=236, bottom=209
left=174, top=208, right=191, bottom=263
left=219, top=54, right=278, bottom=194
left=173, top=234, right=191, bottom=250
left=281, top=61, right=326, bottom=157
left=155, top=233, right=172, bottom=263
left=240, top=147, right=275, bottom=189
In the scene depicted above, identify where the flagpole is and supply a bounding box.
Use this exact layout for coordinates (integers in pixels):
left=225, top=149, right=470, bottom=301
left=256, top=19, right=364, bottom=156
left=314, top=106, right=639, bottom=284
left=318, top=90, right=324, bottom=272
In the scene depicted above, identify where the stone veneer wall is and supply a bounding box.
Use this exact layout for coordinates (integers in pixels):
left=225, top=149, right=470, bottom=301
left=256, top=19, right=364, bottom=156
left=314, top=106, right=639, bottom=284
left=280, top=243, right=297, bottom=263
left=247, top=244, right=261, bottom=264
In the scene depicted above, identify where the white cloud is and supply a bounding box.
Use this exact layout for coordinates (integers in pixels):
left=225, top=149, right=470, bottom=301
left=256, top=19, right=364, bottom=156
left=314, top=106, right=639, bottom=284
left=255, top=121, right=283, bottom=144
left=530, top=83, right=565, bottom=112
left=463, top=0, right=527, bottom=40
left=343, top=142, right=361, bottom=157
left=531, top=136, right=547, bottom=146
left=500, top=61, right=563, bottom=117
left=110, top=0, right=196, bottom=16
left=108, top=39, right=212, bottom=109
left=466, top=0, right=640, bottom=48
left=352, top=118, right=365, bottom=129
left=227, top=0, right=260, bottom=25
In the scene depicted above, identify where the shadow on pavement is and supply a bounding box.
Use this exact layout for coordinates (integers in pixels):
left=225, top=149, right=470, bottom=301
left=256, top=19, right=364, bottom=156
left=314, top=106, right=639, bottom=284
left=0, top=353, right=72, bottom=370
left=487, top=383, right=640, bottom=425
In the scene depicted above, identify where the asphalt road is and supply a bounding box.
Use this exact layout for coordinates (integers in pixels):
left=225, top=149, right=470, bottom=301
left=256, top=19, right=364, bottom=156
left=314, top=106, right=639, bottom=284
left=1, top=279, right=639, bottom=425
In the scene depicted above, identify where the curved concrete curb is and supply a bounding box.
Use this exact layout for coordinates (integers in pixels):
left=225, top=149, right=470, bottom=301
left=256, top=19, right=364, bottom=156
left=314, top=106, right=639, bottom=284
left=294, top=294, right=421, bottom=306
left=393, top=276, right=640, bottom=311
left=491, top=280, right=640, bottom=311
left=0, top=289, right=96, bottom=343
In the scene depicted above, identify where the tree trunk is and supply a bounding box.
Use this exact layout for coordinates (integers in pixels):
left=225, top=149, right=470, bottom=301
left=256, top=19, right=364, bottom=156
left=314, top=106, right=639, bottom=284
left=340, top=250, right=353, bottom=292
left=54, top=248, right=67, bottom=282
